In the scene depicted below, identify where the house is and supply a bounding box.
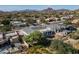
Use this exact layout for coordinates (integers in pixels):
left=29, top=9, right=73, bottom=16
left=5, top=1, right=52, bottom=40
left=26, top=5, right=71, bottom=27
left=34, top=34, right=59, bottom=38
left=45, top=17, right=59, bottom=22
left=20, top=21, right=70, bottom=37
left=65, top=25, right=76, bottom=32
left=21, top=24, right=53, bottom=36
left=20, top=20, right=77, bottom=38
left=36, top=19, right=41, bottom=24
left=20, top=24, right=56, bottom=37
left=72, top=19, right=79, bottom=24
left=11, top=21, right=26, bottom=27
left=0, top=24, right=4, bottom=27
left=61, top=15, right=74, bottom=20
left=0, top=30, right=24, bottom=45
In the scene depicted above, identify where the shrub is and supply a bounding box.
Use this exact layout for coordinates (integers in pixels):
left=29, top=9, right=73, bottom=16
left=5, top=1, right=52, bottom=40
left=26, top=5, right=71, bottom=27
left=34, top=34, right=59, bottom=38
left=49, top=40, right=77, bottom=54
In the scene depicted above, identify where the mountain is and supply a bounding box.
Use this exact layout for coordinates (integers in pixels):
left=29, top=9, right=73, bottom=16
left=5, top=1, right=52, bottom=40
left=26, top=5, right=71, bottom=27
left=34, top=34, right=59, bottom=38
left=56, top=9, right=70, bottom=12
left=0, top=11, right=5, bottom=13
left=0, top=8, right=77, bottom=14
left=41, top=8, right=55, bottom=12
left=16, top=9, right=38, bottom=13
left=74, top=9, right=79, bottom=11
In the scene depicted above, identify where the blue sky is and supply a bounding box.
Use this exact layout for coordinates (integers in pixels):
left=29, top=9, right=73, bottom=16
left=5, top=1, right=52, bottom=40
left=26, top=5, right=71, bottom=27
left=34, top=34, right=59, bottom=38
left=0, top=5, right=79, bottom=11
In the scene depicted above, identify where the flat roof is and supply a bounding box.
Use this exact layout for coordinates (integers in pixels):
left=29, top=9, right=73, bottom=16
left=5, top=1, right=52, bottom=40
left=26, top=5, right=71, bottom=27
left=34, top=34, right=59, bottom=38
left=21, top=21, right=66, bottom=35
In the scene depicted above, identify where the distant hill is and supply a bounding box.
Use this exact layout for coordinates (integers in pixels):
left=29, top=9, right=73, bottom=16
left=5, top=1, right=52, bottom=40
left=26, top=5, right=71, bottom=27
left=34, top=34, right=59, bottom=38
left=0, top=8, right=78, bottom=13
left=41, top=8, right=55, bottom=12
left=56, top=9, right=70, bottom=12
left=21, top=9, right=38, bottom=12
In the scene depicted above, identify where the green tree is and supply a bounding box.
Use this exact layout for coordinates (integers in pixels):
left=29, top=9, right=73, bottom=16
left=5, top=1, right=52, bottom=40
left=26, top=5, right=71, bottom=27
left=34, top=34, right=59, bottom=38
left=23, top=31, right=44, bottom=44
left=64, top=20, right=72, bottom=25
left=40, top=19, right=48, bottom=24
left=1, top=25, right=11, bottom=32
left=69, top=30, right=79, bottom=40
left=1, top=19, right=10, bottom=25
left=26, top=18, right=36, bottom=24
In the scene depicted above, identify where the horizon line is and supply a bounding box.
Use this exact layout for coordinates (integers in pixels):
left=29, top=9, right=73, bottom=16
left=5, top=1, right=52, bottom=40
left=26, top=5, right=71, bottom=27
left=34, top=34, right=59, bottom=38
left=0, top=5, right=79, bottom=11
